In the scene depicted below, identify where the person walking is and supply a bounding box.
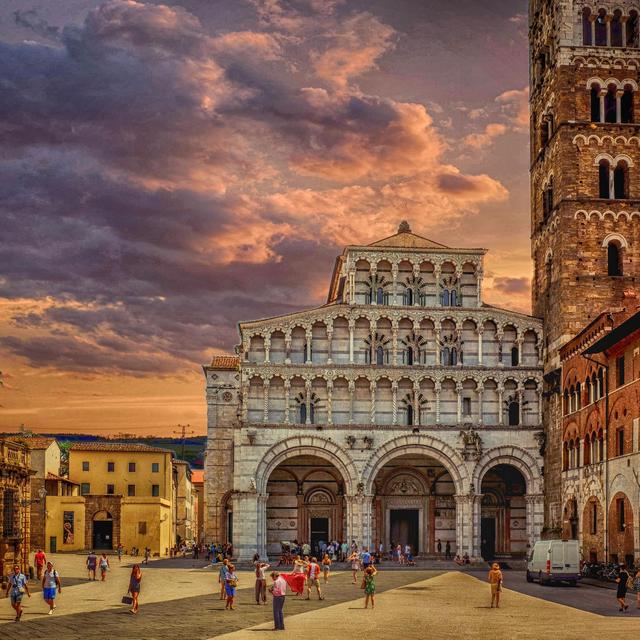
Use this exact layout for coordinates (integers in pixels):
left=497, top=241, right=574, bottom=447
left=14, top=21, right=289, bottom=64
left=634, top=566, right=640, bottom=609
left=86, top=551, right=97, bottom=580
left=488, top=562, right=503, bottom=609
left=322, top=553, right=332, bottom=584
left=305, top=557, right=324, bottom=600
left=225, top=564, right=239, bottom=610
left=143, top=547, right=151, bottom=565
left=348, top=551, right=360, bottom=584
left=445, top=541, right=451, bottom=560
left=128, top=564, right=142, bottom=614
left=616, top=564, right=630, bottom=612
left=436, top=539, right=442, bottom=555
left=42, top=561, right=61, bottom=615
left=117, top=543, right=123, bottom=563
left=254, top=557, right=270, bottom=605
left=34, top=548, right=47, bottom=580
left=6, top=565, right=30, bottom=622
left=363, top=565, right=377, bottom=609
left=219, top=558, right=230, bottom=600
left=269, top=571, right=287, bottom=631
left=99, top=553, right=110, bottom=581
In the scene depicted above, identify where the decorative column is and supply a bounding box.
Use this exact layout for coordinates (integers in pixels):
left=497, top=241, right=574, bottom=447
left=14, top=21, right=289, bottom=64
left=435, top=381, right=441, bottom=424
left=370, top=380, right=376, bottom=425
left=305, top=379, right=312, bottom=425
left=264, top=335, right=271, bottom=363
left=413, top=380, right=421, bottom=426
left=517, top=386, right=524, bottom=426
left=391, top=264, right=398, bottom=306
left=477, top=326, right=484, bottom=365
left=283, top=379, right=291, bottom=424
left=348, top=379, right=355, bottom=425
left=456, top=381, right=463, bottom=424
left=391, top=321, right=398, bottom=366
left=454, top=494, right=476, bottom=559
left=392, top=381, right=398, bottom=425
left=434, top=264, right=441, bottom=307
left=413, top=264, right=420, bottom=306
left=616, top=90, right=622, bottom=123
left=428, top=494, right=436, bottom=553
left=435, top=326, right=441, bottom=365
left=262, top=377, right=270, bottom=423
left=284, top=331, right=292, bottom=364
left=257, top=494, right=269, bottom=559
left=591, top=16, right=596, bottom=45
left=622, top=18, right=628, bottom=46
left=305, top=328, right=313, bottom=364
left=599, top=90, right=606, bottom=124
left=477, top=386, right=484, bottom=425
left=525, top=493, right=545, bottom=550
left=346, top=493, right=374, bottom=549
left=536, top=339, right=543, bottom=366
left=456, top=327, right=463, bottom=366
left=496, top=329, right=504, bottom=366
left=606, top=15, right=612, bottom=47
left=348, top=269, right=356, bottom=305
left=370, top=267, right=377, bottom=305
left=538, top=388, right=543, bottom=424
left=242, top=335, right=250, bottom=361
left=231, top=491, right=261, bottom=561
left=515, top=336, right=523, bottom=366
left=476, top=268, right=483, bottom=307
left=349, top=319, right=355, bottom=364
left=327, top=380, right=333, bottom=425
left=326, top=325, right=333, bottom=364
left=241, top=378, right=249, bottom=422
left=498, top=384, right=504, bottom=426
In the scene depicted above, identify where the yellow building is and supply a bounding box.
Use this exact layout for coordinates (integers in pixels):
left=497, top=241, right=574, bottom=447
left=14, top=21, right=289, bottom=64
left=68, top=443, right=175, bottom=555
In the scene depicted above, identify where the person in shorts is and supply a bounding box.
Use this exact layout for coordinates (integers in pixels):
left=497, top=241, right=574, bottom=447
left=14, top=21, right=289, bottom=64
left=5, top=564, right=30, bottom=622
left=86, top=551, right=97, bottom=580
left=99, top=553, right=110, bottom=581
left=488, top=562, right=503, bottom=608
left=42, top=561, right=62, bottom=614
left=34, top=549, right=47, bottom=580
left=305, top=557, right=324, bottom=600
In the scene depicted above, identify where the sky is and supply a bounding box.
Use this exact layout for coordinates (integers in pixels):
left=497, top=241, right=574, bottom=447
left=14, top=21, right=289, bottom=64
left=0, top=0, right=532, bottom=436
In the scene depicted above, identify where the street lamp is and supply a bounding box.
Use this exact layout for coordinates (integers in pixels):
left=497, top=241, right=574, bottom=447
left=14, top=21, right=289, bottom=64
left=20, top=487, right=46, bottom=573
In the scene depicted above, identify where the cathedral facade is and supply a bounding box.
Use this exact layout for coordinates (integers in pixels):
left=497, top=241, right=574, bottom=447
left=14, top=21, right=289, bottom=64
left=204, top=224, right=545, bottom=560
left=529, top=1, right=640, bottom=536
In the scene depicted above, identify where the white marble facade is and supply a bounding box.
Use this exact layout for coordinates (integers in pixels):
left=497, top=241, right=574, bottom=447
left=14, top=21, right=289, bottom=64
left=204, top=224, right=545, bottom=560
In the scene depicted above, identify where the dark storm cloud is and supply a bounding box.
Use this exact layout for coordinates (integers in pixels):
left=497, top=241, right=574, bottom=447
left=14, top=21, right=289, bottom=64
left=491, top=276, right=530, bottom=295
left=14, top=9, right=60, bottom=40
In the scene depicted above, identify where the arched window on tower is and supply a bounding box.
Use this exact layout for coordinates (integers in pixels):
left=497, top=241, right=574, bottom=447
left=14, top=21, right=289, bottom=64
left=406, top=404, right=413, bottom=426
left=628, top=11, right=639, bottom=47
left=511, top=346, right=519, bottom=367
left=563, top=389, right=569, bottom=415
left=590, top=85, right=601, bottom=122
left=376, top=345, right=384, bottom=365
left=508, top=400, right=520, bottom=426
left=540, top=117, right=550, bottom=147
left=599, top=159, right=611, bottom=198
left=582, top=7, right=592, bottom=46
left=595, top=9, right=607, bottom=46
left=584, top=434, right=591, bottom=465
left=611, top=10, right=623, bottom=47
left=605, top=86, right=617, bottom=123
left=576, top=382, right=582, bottom=410
left=614, top=161, right=629, bottom=199
left=621, top=87, right=634, bottom=123
left=544, top=177, right=554, bottom=220
left=607, top=240, right=623, bottom=276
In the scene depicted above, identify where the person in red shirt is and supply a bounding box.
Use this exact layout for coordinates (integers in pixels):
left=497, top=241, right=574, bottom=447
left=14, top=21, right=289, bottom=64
left=34, top=549, right=47, bottom=581
left=305, top=557, right=324, bottom=601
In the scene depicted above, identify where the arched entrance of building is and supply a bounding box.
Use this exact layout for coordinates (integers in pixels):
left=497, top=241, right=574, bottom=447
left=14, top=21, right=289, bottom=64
left=562, top=497, right=579, bottom=540
left=92, top=511, right=113, bottom=550
left=371, top=453, right=457, bottom=555
left=608, top=491, right=634, bottom=567
left=265, top=455, right=346, bottom=557
left=480, top=465, right=527, bottom=560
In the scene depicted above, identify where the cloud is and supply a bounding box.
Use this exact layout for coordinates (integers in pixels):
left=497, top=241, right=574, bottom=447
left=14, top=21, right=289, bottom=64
left=464, top=123, right=508, bottom=149
left=0, top=0, right=510, bottom=379
left=491, top=276, right=530, bottom=295
left=14, top=9, right=60, bottom=40
left=495, top=86, right=529, bottom=132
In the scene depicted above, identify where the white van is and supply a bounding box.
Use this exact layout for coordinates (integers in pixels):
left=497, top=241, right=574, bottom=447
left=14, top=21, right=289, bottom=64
left=526, top=540, right=581, bottom=585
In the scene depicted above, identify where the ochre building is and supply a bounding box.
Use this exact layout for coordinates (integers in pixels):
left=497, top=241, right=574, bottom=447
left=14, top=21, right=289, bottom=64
left=529, top=1, right=640, bottom=533
left=561, top=303, right=640, bottom=563
left=205, top=224, right=545, bottom=560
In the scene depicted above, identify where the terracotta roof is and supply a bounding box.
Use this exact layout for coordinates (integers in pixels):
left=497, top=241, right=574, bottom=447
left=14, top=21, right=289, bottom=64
left=191, top=470, right=204, bottom=484
left=368, top=230, right=449, bottom=249
left=69, top=442, right=173, bottom=454
left=6, top=437, right=58, bottom=450
left=209, top=355, right=239, bottom=369
left=46, top=472, right=79, bottom=485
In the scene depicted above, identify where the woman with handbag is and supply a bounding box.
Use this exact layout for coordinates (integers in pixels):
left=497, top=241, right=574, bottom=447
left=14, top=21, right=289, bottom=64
left=225, top=564, right=239, bottom=610
left=616, top=564, right=630, bottom=612
left=5, top=564, right=30, bottom=622
left=128, top=564, right=142, bottom=614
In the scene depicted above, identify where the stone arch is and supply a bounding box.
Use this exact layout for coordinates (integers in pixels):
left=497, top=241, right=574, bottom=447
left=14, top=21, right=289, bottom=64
left=472, top=446, right=542, bottom=494
left=361, top=434, right=468, bottom=494
left=256, top=436, right=358, bottom=495
left=602, top=232, right=629, bottom=249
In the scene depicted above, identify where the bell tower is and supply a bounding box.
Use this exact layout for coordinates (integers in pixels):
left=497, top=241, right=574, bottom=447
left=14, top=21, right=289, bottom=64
left=530, top=0, right=640, bottom=531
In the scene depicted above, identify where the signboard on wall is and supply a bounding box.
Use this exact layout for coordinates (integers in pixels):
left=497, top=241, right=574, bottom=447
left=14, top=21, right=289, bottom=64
left=63, top=511, right=74, bottom=544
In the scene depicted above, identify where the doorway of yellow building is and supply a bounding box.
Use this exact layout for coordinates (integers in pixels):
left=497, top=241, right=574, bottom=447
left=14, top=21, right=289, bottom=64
left=92, top=511, right=114, bottom=550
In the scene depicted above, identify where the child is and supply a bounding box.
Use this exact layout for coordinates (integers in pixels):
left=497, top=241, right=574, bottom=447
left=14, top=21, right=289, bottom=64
left=363, top=565, right=377, bottom=609
left=322, top=553, right=332, bottom=584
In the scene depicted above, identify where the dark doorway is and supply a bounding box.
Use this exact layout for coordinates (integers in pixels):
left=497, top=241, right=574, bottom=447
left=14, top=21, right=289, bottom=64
left=92, top=520, right=113, bottom=550
left=310, top=517, right=329, bottom=556
left=481, top=518, right=496, bottom=559
left=390, top=509, right=419, bottom=554
left=227, top=511, right=233, bottom=544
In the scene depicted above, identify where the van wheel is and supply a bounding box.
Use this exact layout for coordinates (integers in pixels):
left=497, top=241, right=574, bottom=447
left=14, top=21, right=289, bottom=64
left=526, top=571, right=533, bottom=583
left=568, top=580, right=577, bottom=587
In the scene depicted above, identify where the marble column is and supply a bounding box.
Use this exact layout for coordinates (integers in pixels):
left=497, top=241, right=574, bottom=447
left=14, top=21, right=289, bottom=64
left=392, top=265, right=398, bottom=306
left=264, top=336, right=271, bottom=363
left=348, top=379, right=355, bottom=425
left=456, top=382, right=463, bottom=424
left=231, top=491, right=261, bottom=561
left=283, top=380, right=290, bottom=424
left=392, top=381, right=398, bottom=425
left=305, top=379, right=312, bottom=425
left=327, top=381, right=333, bottom=425
left=346, top=494, right=374, bottom=549
left=262, top=378, right=270, bottom=423
left=370, top=380, right=376, bottom=425
left=498, top=385, right=504, bottom=426
left=525, top=493, right=545, bottom=550
left=284, top=332, right=292, bottom=364
left=477, top=327, right=484, bottom=365
left=326, top=328, right=333, bottom=364
left=305, top=329, right=313, bottom=364
left=413, top=381, right=421, bottom=426
left=477, top=387, right=483, bottom=425
left=391, top=323, right=398, bottom=366
left=435, top=383, right=441, bottom=424
left=349, top=319, right=355, bottom=364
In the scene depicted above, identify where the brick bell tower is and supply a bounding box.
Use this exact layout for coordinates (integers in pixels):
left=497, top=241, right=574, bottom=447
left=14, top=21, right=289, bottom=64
left=529, top=0, right=640, bottom=533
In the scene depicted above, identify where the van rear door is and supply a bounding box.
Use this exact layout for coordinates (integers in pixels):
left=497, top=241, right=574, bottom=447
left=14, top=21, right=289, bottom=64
left=550, top=542, right=565, bottom=574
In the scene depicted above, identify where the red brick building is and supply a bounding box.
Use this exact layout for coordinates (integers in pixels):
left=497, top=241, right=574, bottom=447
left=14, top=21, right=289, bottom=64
left=560, top=300, right=640, bottom=564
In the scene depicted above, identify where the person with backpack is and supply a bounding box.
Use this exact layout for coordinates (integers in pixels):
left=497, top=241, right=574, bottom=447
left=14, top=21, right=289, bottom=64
left=99, top=553, right=110, bottom=581
left=42, top=561, right=62, bottom=615
left=5, top=564, right=30, bottom=622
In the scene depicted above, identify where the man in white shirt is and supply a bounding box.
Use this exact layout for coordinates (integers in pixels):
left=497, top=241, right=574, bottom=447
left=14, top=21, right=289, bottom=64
left=269, top=571, right=288, bottom=631
left=305, top=557, right=324, bottom=600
